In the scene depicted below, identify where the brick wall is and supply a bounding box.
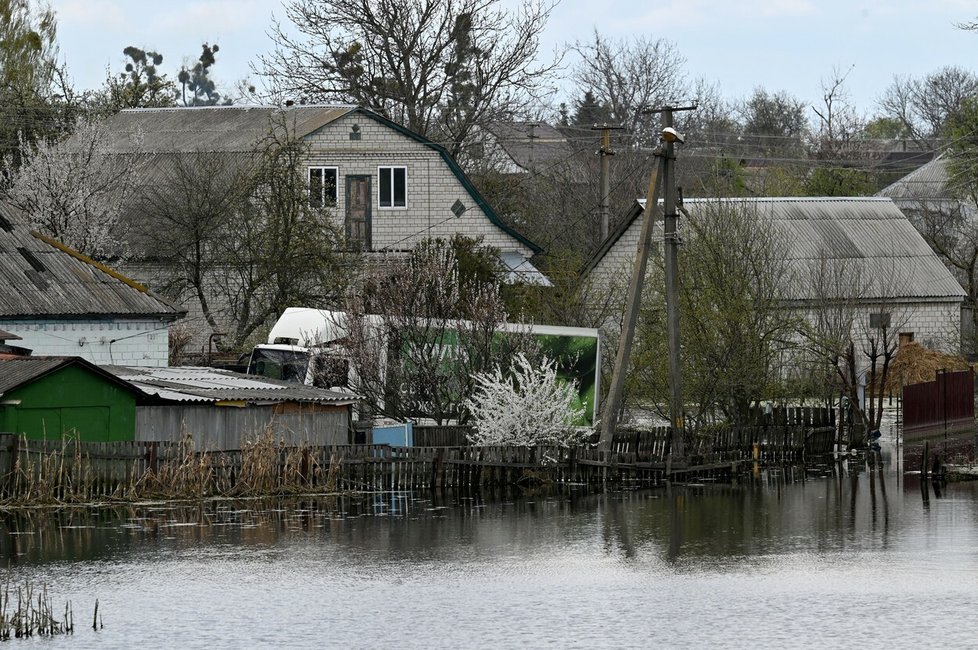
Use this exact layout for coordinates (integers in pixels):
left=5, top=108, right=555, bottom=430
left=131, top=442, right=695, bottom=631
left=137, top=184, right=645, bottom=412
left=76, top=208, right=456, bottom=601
left=0, top=319, right=170, bottom=367
left=304, top=113, right=532, bottom=255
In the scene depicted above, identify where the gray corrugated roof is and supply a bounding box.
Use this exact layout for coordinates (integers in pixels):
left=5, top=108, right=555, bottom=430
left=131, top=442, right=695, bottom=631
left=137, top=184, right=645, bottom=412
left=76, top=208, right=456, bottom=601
left=584, top=197, right=965, bottom=302
left=876, top=155, right=952, bottom=200
left=0, top=357, right=67, bottom=394
left=104, top=365, right=359, bottom=406
left=93, top=105, right=355, bottom=153
left=0, top=202, right=185, bottom=319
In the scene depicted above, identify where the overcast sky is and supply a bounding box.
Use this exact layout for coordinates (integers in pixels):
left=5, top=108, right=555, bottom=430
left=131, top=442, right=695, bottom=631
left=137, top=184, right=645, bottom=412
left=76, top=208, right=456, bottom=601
left=49, top=0, right=978, bottom=119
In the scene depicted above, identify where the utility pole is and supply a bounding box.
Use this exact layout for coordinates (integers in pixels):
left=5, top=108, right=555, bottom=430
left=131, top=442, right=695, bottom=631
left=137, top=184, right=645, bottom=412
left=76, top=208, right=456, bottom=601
left=660, top=107, right=692, bottom=465
left=598, top=105, right=696, bottom=473
left=526, top=122, right=538, bottom=173
left=592, top=123, right=623, bottom=241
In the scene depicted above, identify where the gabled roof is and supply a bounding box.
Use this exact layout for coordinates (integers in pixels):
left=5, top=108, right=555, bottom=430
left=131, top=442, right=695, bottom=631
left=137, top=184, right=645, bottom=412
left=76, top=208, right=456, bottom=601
left=583, top=197, right=966, bottom=302
left=104, top=365, right=359, bottom=406
left=0, top=202, right=185, bottom=320
left=484, top=121, right=574, bottom=173
left=876, top=155, right=952, bottom=200
left=97, top=105, right=356, bottom=153
left=95, top=105, right=540, bottom=254
left=0, top=356, right=143, bottom=397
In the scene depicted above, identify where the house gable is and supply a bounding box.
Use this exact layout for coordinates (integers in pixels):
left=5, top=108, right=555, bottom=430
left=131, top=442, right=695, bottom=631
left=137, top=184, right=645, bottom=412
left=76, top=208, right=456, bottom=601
left=302, top=108, right=540, bottom=255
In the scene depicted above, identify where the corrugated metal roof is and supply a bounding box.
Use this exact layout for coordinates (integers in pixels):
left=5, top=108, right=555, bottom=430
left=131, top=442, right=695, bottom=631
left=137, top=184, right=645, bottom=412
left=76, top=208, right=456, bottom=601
left=0, top=202, right=185, bottom=319
left=92, top=105, right=355, bottom=153
left=104, top=365, right=359, bottom=406
left=584, top=197, right=966, bottom=301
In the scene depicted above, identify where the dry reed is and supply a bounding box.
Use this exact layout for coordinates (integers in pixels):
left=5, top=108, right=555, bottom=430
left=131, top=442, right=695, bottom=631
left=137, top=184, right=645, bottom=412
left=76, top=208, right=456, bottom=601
left=0, top=581, right=74, bottom=639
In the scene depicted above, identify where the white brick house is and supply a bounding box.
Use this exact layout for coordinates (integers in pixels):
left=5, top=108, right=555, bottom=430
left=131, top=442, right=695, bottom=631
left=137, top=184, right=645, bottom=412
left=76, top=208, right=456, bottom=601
left=90, top=106, right=547, bottom=349
left=0, top=203, right=184, bottom=366
left=582, top=197, right=966, bottom=358
left=97, top=105, right=542, bottom=269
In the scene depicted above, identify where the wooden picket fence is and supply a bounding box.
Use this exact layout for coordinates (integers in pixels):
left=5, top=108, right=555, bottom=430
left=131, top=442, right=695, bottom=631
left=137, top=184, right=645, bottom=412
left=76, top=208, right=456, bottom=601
left=0, top=421, right=837, bottom=502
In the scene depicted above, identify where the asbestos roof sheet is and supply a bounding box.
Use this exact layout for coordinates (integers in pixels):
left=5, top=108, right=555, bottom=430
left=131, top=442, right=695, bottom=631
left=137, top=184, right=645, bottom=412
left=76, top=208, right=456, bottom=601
left=0, top=202, right=184, bottom=319
left=876, top=155, right=951, bottom=200
left=485, top=121, right=575, bottom=171
left=686, top=197, right=966, bottom=301
left=104, top=365, right=359, bottom=406
left=91, top=105, right=355, bottom=154
left=586, top=196, right=966, bottom=302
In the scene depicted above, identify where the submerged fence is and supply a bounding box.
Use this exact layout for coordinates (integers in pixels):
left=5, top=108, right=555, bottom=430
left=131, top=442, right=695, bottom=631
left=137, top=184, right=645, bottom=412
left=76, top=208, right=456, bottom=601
left=0, top=419, right=836, bottom=502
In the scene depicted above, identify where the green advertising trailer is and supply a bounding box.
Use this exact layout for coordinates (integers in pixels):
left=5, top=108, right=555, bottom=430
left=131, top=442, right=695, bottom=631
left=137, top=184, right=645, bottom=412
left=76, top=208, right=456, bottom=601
left=0, top=357, right=139, bottom=441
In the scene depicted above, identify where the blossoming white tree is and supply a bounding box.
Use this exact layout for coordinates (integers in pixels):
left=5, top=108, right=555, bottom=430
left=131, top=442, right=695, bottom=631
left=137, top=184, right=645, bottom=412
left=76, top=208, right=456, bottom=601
left=4, top=120, right=142, bottom=259
left=464, top=353, right=587, bottom=447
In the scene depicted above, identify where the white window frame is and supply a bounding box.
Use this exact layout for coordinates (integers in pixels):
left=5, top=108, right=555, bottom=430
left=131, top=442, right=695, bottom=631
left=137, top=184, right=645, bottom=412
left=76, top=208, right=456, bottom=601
left=308, top=166, right=339, bottom=208
left=378, top=165, right=407, bottom=209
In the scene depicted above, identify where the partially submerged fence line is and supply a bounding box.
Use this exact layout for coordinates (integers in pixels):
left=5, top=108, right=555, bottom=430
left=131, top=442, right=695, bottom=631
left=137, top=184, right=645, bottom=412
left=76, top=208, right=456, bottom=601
left=0, top=422, right=836, bottom=503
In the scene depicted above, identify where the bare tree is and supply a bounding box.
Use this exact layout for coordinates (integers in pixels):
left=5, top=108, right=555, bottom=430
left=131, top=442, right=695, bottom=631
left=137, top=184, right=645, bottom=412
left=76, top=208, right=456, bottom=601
left=136, top=151, right=250, bottom=336
left=798, top=255, right=909, bottom=443
left=137, top=114, right=348, bottom=350
left=218, top=117, right=348, bottom=348
left=630, top=200, right=798, bottom=430
left=258, top=0, right=559, bottom=161
left=4, top=119, right=142, bottom=258
left=571, top=32, right=689, bottom=144
left=878, top=66, right=978, bottom=145
left=343, top=236, right=532, bottom=424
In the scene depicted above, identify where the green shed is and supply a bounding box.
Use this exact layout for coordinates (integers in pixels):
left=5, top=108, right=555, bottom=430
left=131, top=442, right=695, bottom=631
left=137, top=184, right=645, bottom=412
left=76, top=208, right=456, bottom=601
left=0, top=357, right=139, bottom=441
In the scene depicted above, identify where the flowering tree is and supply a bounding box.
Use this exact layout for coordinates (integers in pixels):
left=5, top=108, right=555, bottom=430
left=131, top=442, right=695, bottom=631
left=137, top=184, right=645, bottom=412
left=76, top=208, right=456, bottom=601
left=464, top=353, right=586, bottom=447
left=4, top=120, right=142, bottom=258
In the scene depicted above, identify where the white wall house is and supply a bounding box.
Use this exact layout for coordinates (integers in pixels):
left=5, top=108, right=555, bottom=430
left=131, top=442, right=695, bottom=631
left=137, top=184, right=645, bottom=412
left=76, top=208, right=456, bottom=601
left=0, top=203, right=184, bottom=366
left=582, top=197, right=967, bottom=360
left=91, top=106, right=548, bottom=348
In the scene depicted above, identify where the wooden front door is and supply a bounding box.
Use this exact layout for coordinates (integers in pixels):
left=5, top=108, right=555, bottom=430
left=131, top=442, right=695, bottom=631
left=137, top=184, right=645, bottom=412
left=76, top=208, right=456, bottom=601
left=345, top=175, right=371, bottom=251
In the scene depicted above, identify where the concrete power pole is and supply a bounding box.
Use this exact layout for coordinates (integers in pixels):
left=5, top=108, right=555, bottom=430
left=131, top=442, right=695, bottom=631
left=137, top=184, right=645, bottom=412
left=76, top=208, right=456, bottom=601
left=592, top=124, right=623, bottom=241
left=660, top=108, right=691, bottom=464
left=598, top=105, right=696, bottom=470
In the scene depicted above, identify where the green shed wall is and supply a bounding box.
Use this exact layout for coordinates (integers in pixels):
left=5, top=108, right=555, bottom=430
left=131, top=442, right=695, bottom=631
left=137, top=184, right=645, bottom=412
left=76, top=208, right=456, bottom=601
left=0, top=365, right=136, bottom=441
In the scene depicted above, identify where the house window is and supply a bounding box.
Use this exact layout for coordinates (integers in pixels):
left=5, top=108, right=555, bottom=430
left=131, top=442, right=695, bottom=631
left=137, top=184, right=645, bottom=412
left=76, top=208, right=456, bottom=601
left=309, top=167, right=338, bottom=208
left=869, top=312, right=891, bottom=329
left=379, top=166, right=407, bottom=208
left=899, top=332, right=914, bottom=347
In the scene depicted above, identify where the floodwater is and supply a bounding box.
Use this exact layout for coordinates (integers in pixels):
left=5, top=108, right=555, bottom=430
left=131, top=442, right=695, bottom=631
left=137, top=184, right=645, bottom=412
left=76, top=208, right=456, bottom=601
left=2, top=446, right=978, bottom=649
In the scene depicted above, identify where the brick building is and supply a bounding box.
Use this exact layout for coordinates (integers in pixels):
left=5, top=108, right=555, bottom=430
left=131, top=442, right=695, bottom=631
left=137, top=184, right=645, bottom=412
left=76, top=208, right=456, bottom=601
left=0, top=202, right=184, bottom=367
left=582, top=197, right=967, bottom=359
left=90, top=105, right=546, bottom=350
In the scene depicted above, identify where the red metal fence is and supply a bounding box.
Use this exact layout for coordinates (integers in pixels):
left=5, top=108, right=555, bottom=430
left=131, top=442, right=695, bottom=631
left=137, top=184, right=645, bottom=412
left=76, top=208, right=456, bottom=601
left=903, top=369, right=975, bottom=443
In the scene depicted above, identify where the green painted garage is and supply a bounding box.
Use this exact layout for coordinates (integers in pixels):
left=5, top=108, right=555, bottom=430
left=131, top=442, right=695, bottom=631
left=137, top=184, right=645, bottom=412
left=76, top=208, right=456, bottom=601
left=0, top=357, right=139, bottom=441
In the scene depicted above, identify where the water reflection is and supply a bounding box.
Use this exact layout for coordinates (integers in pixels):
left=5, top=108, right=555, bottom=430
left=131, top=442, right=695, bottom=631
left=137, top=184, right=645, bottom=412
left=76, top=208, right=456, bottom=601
left=0, top=453, right=974, bottom=568
left=1, top=448, right=977, bottom=648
